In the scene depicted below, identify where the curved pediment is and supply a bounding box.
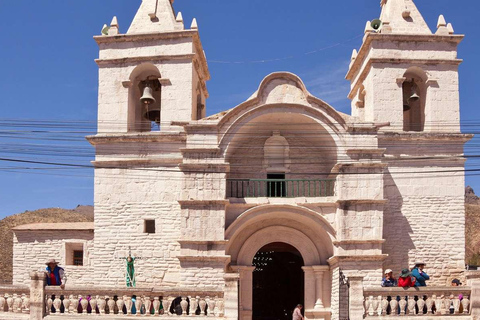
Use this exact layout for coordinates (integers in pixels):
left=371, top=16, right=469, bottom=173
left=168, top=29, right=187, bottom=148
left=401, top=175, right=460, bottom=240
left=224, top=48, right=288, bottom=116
left=217, top=72, right=350, bottom=130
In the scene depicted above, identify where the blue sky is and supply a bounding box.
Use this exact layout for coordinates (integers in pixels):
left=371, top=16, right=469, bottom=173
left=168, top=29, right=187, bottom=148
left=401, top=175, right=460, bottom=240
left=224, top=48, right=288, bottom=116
left=0, top=0, right=479, bottom=217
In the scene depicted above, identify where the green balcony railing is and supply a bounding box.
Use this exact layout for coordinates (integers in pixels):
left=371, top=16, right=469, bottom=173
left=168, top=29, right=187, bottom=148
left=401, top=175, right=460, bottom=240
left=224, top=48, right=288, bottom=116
left=226, top=179, right=335, bottom=198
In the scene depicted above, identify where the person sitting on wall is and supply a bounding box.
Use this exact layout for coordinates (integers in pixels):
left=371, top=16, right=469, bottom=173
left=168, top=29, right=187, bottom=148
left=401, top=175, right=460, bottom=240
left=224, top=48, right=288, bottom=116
left=45, top=259, right=66, bottom=289
left=381, top=269, right=397, bottom=287
left=411, top=262, right=430, bottom=287
left=398, top=268, right=416, bottom=287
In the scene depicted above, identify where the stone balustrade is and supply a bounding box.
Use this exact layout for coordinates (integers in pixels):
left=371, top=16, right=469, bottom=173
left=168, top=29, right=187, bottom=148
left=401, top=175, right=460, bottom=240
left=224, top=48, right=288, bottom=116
left=44, top=286, right=224, bottom=317
left=363, top=286, right=471, bottom=317
left=0, top=285, right=30, bottom=314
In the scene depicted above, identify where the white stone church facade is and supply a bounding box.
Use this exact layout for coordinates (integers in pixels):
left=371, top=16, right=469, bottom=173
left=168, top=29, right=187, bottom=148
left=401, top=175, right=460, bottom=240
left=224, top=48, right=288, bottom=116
left=11, top=0, right=479, bottom=319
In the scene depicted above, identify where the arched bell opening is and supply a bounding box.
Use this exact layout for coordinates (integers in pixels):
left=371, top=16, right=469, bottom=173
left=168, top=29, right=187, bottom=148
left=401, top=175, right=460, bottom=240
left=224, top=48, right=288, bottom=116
left=252, top=242, right=304, bottom=320
left=402, top=67, right=427, bottom=132
left=128, top=63, right=162, bottom=132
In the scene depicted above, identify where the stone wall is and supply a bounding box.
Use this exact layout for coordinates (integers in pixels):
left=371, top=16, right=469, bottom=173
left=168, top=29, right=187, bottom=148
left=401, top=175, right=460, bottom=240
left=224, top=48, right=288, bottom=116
left=12, top=230, right=94, bottom=286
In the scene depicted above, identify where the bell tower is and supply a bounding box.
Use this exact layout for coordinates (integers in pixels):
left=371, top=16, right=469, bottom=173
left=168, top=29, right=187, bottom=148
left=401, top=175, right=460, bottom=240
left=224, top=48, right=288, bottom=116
left=95, top=0, right=210, bottom=133
left=346, top=0, right=463, bottom=133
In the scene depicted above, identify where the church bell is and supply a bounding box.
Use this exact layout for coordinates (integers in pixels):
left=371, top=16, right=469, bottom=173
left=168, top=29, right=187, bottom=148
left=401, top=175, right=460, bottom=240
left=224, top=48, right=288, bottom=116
left=408, top=84, right=420, bottom=102
left=140, top=85, right=156, bottom=105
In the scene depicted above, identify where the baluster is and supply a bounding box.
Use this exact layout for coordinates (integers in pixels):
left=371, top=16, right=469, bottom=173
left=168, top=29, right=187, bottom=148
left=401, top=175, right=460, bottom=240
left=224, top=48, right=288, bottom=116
left=22, top=294, right=30, bottom=314
left=125, top=296, right=133, bottom=315
left=217, top=298, right=224, bottom=317
left=162, top=296, right=171, bottom=316
left=461, top=295, right=470, bottom=314
left=434, top=295, right=443, bottom=315
left=52, top=295, right=62, bottom=314
left=398, top=296, right=407, bottom=315
left=443, top=296, right=451, bottom=315
left=70, top=295, right=79, bottom=314
left=12, top=293, right=22, bottom=313
left=144, top=296, right=152, bottom=316
left=406, top=295, right=416, bottom=315
left=107, top=296, right=116, bottom=315
left=389, top=298, right=398, bottom=316
left=62, top=295, right=70, bottom=314
left=0, top=294, right=5, bottom=312
left=80, top=295, right=88, bottom=314
left=198, top=297, right=207, bottom=316
left=98, top=296, right=106, bottom=315
left=425, top=295, right=434, bottom=314
left=372, top=296, right=380, bottom=316
left=180, top=297, right=188, bottom=315
left=153, top=297, right=161, bottom=315
left=365, top=296, right=373, bottom=316
left=135, top=296, right=142, bottom=316
left=6, top=294, right=13, bottom=313
left=417, top=296, right=426, bottom=315
left=213, top=297, right=219, bottom=316
left=116, top=296, right=125, bottom=315
left=168, top=297, right=175, bottom=315
left=189, top=296, right=198, bottom=316
left=45, top=295, right=52, bottom=315
left=380, top=296, right=388, bottom=316
left=207, top=296, right=216, bottom=317
left=453, top=294, right=461, bottom=314
left=90, top=296, right=98, bottom=315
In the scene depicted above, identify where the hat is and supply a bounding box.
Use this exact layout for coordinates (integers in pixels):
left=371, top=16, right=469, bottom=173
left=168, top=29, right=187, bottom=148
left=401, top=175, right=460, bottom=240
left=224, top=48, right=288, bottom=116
left=400, top=268, right=411, bottom=277
left=384, top=269, right=393, bottom=274
left=452, top=279, right=462, bottom=285
left=45, top=259, right=59, bottom=265
left=414, top=262, right=426, bottom=267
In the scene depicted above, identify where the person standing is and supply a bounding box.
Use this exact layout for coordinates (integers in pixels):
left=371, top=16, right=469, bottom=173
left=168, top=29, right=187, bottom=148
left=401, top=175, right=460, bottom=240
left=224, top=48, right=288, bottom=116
left=45, top=259, right=66, bottom=289
left=411, top=262, right=429, bottom=287
left=292, top=304, right=304, bottom=320
left=398, top=269, right=415, bottom=287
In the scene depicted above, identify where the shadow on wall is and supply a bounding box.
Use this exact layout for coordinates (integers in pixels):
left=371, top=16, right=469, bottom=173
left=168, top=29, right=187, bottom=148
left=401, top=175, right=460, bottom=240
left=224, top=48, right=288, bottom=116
left=382, top=170, right=415, bottom=272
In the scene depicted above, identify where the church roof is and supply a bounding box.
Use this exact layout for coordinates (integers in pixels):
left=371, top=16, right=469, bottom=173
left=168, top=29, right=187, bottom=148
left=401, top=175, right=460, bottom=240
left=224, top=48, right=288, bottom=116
left=12, top=222, right=94, bottom=231
left=379, top=0, right=432, bottom=34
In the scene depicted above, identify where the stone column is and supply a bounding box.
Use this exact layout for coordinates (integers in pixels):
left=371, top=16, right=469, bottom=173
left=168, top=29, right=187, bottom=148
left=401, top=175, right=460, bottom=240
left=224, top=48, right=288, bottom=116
left=312, top=266, right=330, bottom=309
left=235, top=266, right=255, bottom=320
left=348, top=275, right=364, bottom=320
left=29, top=271, right=46, bottom=320
left=302, top=267, right=315, bottom=312
left=224, top=273, right=240, bottom=320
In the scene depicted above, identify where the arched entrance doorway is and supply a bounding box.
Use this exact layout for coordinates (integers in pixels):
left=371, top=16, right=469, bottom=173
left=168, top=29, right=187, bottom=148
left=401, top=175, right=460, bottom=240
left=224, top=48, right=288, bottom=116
left=252, top=242, right=304, bottom=320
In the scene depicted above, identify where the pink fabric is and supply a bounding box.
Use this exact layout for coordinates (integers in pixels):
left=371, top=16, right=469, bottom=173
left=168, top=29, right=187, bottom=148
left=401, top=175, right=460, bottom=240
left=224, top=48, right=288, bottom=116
left=293, top=308, right=303, bottom=320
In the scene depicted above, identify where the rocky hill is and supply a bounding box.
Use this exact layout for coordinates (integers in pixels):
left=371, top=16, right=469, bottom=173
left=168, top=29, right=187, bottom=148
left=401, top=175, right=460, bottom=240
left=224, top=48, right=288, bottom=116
left=0, top=205, right=93, bottom=284
left=466, top=187, right=480, bottom=266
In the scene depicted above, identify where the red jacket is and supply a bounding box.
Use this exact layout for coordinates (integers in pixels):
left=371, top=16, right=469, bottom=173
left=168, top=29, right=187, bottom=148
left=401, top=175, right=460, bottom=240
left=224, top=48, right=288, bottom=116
left=398, top=276, right=415, bottom=287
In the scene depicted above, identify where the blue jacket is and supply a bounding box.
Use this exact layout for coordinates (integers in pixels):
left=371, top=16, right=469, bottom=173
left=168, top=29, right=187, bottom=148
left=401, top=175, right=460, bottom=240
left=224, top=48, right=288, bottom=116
left=46, top=266, right=65, bottom=286
left=411, top=267, right=429, bottom=286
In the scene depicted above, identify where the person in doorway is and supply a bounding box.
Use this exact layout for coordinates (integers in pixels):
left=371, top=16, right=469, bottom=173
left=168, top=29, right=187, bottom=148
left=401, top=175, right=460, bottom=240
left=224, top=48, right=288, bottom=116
left=45, top=259, right=66, bottom=289
left=411, top=262, right=429, bottom=287
left=398, top=269, right=415, bottom=287
left=293, top=304, right=304, bottom=320
left=381, top=269, right=397, bottom=287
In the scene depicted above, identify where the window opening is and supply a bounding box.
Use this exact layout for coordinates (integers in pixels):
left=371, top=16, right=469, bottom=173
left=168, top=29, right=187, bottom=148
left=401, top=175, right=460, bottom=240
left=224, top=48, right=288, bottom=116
left=73, top=250, right=84, bottom=266
left=144, top=220, right=156, bottom=234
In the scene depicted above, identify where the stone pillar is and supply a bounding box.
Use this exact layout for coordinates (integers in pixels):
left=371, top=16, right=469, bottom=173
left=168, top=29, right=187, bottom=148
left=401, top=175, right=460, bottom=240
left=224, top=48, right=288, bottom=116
left=471, top=279, right=480, bottom=319
left=312, top=266, right=330, bottom=309
left=302, top=267, right=316, bottom=312
left=224, top=273, right=240, bottom=320
left=348, top=275, right=364, bottom=320
left=29, top=271, right=46, bottom=320
left=235, top=266, right=255, bottom=320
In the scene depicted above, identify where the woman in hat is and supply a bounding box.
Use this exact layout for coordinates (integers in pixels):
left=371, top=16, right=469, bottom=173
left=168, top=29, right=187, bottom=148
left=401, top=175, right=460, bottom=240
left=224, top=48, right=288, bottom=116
left=398, top=268, right=415, bottom=287
left=411, top=262, right=429, bottom=287
left=381, top=269, right=397, bottom=287
left=45, top=259, right=66, bottom=289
